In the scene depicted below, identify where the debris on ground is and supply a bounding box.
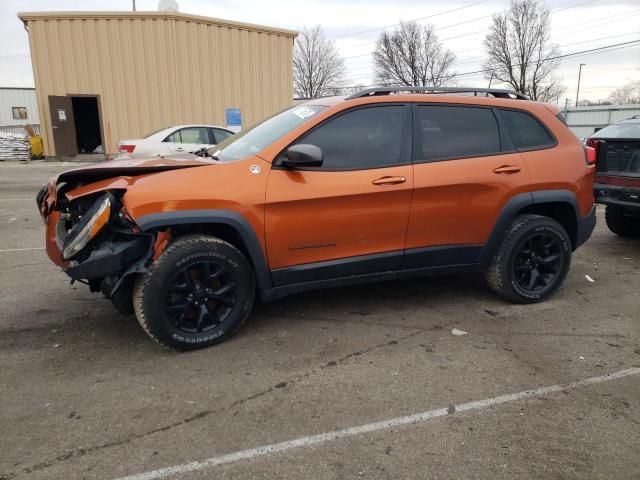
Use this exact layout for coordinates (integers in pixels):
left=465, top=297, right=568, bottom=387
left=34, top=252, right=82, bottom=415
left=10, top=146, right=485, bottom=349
left=585, top=275, right=595, bottom=283
left=451, top=328, right=468, bottom=336
left=484, top=309, right=499, bottom=317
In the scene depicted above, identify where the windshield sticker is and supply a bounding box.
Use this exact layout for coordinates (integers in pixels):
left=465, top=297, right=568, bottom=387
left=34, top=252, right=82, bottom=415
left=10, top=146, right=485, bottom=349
left=292, top=106, right=316, bottom=119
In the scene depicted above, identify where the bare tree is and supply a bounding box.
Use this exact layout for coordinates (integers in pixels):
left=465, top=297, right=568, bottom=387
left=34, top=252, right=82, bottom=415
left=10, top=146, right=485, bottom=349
left=608, top=81, right=640, bottom=105
left=373, top=21, right=455, bottom=87
left=483, top=0, right=563, bottom=102
left=294, top=26, right=346, bottom=98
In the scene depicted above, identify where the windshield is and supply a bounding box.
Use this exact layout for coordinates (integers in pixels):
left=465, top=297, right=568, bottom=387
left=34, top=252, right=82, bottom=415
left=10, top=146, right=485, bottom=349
left=214, top=105, right=327, bottom=161
left=593, top=122, right=640, bottom=139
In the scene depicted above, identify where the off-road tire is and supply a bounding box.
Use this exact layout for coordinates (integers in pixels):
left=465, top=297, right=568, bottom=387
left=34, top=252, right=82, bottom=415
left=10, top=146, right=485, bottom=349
left=485, top=214, right=572, bottom=304
left=605, top=205, right=640, bottom=237
left=133, top=235, right=255, bottom=351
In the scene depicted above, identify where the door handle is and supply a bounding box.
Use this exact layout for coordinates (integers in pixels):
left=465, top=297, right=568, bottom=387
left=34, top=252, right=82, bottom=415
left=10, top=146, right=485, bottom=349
left=493, top=165, right=521, bottom=174
left=372, top=176, right=406, bottom=185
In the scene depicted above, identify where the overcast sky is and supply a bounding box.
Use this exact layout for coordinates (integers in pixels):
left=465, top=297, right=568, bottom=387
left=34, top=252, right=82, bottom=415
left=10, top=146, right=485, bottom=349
left=1, top=0, right=638, bottom=104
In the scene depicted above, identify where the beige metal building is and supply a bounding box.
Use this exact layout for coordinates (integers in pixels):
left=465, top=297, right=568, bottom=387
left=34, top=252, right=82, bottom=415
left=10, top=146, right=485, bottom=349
left=18, top=11, right=297, bottom=157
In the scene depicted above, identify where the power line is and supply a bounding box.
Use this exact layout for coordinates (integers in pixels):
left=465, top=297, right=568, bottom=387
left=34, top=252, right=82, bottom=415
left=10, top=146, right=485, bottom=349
left=329, top=0, right=488, bottom=40
left=343, top=7, right=640, bottom=78
left=451, top=39, right=640, bottom=79
left=340, top=39, right=640, bottom=86
left=449, top=31, right=640, bottom=69
left=338, top=0, right=613, bottom=58
left=345, top=29, right=640, bottom=76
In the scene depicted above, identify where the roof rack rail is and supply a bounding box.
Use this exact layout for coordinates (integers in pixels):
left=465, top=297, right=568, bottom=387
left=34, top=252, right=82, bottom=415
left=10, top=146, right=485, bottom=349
left=345, top=86, right=530, bottom=101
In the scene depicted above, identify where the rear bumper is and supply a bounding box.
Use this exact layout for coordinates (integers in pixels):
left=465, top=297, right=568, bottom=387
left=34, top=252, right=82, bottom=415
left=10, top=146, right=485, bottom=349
left=594, top=183, right=640, bottom=210
left=576, top=205, right=596, bottom=249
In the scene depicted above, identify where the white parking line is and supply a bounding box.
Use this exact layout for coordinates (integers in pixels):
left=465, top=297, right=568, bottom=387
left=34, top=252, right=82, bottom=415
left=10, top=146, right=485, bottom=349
left=113, top=368, right=640, bottom=480
left=0, top=247, right=45, bottom=253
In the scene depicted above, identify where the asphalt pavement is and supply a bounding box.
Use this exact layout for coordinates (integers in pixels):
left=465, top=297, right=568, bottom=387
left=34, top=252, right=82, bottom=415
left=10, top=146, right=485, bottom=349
left=1, top=161, right=639, bottom=480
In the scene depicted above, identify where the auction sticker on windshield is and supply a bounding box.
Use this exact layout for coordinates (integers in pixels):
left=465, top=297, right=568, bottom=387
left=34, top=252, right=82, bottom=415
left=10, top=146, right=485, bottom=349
left=292, top=106, right=317, bottom=119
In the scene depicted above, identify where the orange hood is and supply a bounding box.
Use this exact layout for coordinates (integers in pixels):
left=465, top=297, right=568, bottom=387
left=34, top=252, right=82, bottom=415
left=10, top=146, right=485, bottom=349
left=55, top=155, right=216, bottom=187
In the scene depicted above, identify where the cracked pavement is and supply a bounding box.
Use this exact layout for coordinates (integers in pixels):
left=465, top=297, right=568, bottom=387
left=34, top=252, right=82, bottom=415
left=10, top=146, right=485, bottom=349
left=0, top=161, right=639, bottom=480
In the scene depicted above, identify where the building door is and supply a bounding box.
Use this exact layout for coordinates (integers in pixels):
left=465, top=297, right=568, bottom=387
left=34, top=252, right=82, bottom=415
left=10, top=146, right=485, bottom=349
left=48, top=96, right=78, bottom=157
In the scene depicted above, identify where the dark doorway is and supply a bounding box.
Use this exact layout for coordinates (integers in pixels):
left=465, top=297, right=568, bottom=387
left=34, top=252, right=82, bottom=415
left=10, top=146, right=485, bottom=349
left=71, top=96, right=103, bottom=154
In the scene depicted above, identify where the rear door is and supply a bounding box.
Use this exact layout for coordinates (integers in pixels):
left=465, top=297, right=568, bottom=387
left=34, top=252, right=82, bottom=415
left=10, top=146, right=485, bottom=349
left=48, top=96, right=77, bottom=157
left=405, top=103, right=530, bottom=268
left=265, top=104, right=413, bottom=284
left=165, top=127, right=211, bottom=154
left=210, top=128, right=233, bottom=145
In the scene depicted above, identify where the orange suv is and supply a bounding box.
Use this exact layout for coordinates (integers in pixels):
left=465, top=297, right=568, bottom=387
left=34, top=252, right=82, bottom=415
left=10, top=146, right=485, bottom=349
left=37, top=87, right=597, bottom=350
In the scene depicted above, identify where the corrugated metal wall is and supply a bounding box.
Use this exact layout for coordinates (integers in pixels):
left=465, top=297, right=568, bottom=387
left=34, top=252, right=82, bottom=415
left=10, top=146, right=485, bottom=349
left=565, top=104, right=640, bottom=139
left=0, top=88, right=40, bottom=126
left=19, top=12, right=296, bottom=156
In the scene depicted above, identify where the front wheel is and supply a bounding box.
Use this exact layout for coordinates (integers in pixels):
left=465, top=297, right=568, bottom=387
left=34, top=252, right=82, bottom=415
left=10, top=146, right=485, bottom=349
left=133, top=235, right=255, bottom=351
left=485, top=214, right=572, bottom=304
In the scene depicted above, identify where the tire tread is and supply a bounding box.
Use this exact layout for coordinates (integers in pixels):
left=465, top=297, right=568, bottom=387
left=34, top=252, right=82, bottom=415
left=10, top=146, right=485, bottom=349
left=133, top=234, right=255, bottom=351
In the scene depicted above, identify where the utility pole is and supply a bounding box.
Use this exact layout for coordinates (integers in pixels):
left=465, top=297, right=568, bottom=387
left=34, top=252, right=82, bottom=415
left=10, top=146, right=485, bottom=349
left=133, top=0, right=136, bottom=11
left=564, top=98, right=569, bottom=115
left=575, top=63, right=585, bottom=107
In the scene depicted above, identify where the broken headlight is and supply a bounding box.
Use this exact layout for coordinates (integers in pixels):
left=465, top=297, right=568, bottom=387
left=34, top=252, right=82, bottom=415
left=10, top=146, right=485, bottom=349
left=62, top=194, right=112, bottom=260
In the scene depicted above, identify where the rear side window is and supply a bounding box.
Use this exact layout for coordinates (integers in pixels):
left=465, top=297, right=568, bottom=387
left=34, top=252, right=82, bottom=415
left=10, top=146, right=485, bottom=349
left=296, top=105, right=404, bottom=170
left=415, top=105, right=501, bottom=162
left=500, top=109, right=555, bottom=150
left=212, top=128, right=232, bottom=143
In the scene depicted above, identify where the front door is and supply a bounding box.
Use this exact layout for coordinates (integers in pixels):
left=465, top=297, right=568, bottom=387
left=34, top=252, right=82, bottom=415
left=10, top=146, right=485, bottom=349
left=265, top=104, right=413, bottom=285
left=48, top=96, right=77, bottom=157
left=405, top=103, right=530, bottom=268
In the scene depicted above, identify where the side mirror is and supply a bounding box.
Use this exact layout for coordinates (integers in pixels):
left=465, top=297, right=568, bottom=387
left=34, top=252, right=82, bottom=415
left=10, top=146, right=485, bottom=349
left=282, top=144, right=323, bottom=168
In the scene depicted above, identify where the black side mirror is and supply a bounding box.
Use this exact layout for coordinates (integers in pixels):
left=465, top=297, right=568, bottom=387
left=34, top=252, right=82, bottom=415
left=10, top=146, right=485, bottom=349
left=282, top=144, right=323, bottom=168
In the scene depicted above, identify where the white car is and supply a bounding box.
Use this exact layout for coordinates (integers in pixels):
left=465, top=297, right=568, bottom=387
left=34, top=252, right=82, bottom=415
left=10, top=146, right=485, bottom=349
left=117, top=125, right=234, bottom=158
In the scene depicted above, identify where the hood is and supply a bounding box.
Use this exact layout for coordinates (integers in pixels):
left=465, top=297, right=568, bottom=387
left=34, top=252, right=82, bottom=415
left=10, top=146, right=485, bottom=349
left=55, top=154, right=216, bottom=186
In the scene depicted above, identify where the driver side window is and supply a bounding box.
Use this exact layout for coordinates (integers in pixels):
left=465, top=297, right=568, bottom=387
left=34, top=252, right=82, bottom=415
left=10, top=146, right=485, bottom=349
left=294, top=105, right=405, bottom=170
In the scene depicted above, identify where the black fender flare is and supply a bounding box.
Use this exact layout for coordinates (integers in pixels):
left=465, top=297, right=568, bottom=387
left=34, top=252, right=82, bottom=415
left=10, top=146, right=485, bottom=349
left=478, top=189, right=581, bottom=263
left=135, top=209, right=273, bottom=291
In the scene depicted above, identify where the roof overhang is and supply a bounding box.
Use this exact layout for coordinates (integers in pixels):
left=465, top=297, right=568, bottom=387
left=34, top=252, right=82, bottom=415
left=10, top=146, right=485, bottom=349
left=18, top=11, right=298, bottom=38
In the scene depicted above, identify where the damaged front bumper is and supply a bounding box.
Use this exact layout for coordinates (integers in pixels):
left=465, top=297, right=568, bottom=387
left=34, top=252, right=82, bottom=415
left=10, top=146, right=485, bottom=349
left=37, top=183, right=155, bottom=312
left=64, top=236, right=150, bottom=281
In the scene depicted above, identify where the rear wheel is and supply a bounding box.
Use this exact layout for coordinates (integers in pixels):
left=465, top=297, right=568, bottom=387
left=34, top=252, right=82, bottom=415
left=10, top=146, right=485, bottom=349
left=605, top=205, right=640, bottom=237
left=485, top=215, right=572, bottom=303
left=133, top=235, right=255, bottom=351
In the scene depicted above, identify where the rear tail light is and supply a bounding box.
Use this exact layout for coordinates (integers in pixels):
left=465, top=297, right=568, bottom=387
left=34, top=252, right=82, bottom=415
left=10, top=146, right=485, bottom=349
left=584, top=138, right=601, bottom=165
left=118, top=144, right=135, bottom=153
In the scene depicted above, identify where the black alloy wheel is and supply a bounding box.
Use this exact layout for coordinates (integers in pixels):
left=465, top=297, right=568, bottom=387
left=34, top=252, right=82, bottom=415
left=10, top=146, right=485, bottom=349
left=165, top=261, right=237, bottom=334
left=133, top=235, right=255, bottom=351
left=485, top=214, right=572, bottom=303
left=511, top=232, right=564, bottom=293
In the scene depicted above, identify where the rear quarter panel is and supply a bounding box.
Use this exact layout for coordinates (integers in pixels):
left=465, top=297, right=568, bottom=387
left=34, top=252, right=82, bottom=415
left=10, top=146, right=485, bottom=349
left=520, top=103, right=595, bottom=217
